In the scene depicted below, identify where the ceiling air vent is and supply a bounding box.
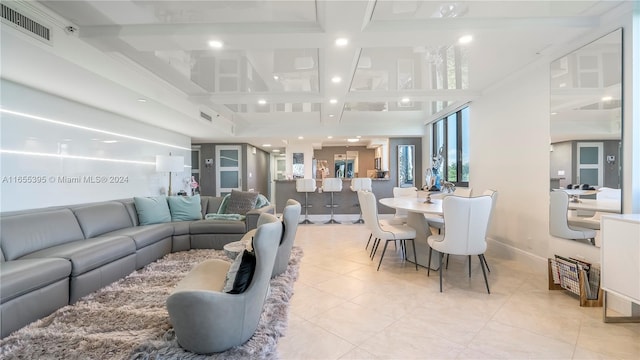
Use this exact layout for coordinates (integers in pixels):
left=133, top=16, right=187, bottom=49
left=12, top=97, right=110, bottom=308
left=200, top=111, right=213, bottom=122
left=1, top=4, right=50, bottom=42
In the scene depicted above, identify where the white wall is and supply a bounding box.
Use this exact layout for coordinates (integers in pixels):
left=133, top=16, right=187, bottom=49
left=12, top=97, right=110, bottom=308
left=0, top=80, right=192, bottom=211
left=468, top=7, right=638, bottom=267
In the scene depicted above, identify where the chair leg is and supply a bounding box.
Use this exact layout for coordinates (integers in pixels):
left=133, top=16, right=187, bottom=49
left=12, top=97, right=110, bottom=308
left=479, top=255, right=490, bottom=294
left=445, top=254, right=450, bottom=269
left=366, top=233, right=372, bottom=249
left=427, top=246, right=433, bottom=276
left=439, top=252, right=444, bottom=292
left=482, top=255, right=491, bottom=273
left=377, top=240, right=391, bottom=271
left=325, top=192, right=340, bottom=224
left=370, top=238, right=380, bottom=259
left=300, top=192, right=313, bottom=224
left=468, top=255, right=472, bottom=278
left=411, top=239, right=418, bottom=271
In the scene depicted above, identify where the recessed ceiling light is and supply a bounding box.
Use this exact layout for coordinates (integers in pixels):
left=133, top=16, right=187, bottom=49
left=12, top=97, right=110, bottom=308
left=298, top=136, right=304, bottom=140
left=327, top=135, right=333, bottom=139
left=137, top=98, right=147, bottom=103
left=551, top=112, right=558, bottom=115
left=273, top=75, right=279, bottom=80
left=263, top=144, right=272, bottom=147
left=258, top=99, right=267, bottom=105
left=401, top=97, right=410, bottom=103
left=347, top=138, right=360, bottom=143
left=329, top=99, right=338, bottom=104
left=331, top=76, right=342, bottom=83
left=458, top=35, right=473, bottom=44
left=208, top=40, right=224, bottom=49
left=601, top=96, right=613, bottom=101
left=329, top=114, right=335, bottom=118
left=335, top=38, right=349, bottom=47
left=103, top=140, right=119, bottom=144
left=273, top=149, right=281, bottom=153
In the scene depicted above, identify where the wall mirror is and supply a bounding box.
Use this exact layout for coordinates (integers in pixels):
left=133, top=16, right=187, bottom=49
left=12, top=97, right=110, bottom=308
left=334, top=152, right=358, bottom=178
left=549, top=28, right=622, bottom=246
left=292, top=152, right=304, bottom=179
left=397, top=145, right=415, bottom=187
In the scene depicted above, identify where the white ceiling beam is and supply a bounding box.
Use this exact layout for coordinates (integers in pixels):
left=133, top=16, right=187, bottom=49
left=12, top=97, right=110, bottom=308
left=364, top=16, right=600, bottom=33
left=79, top=22, right=324, bottom=38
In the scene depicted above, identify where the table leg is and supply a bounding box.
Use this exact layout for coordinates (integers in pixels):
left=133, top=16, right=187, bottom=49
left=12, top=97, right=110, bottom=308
left=403, top=212, right=439, bottom=270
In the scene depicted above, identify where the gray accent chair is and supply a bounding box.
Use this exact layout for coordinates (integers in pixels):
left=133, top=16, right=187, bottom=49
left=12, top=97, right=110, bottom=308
left=166, top=213, right=283, bottom=354
left=272, top=199, right=301, bottom=278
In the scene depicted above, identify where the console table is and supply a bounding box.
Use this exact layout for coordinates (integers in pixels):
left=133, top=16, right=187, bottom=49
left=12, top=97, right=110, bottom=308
left=600, top=214, right=640, bottom=322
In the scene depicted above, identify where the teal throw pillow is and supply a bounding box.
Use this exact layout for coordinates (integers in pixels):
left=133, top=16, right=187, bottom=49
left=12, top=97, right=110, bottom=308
left=217, top=194, right=231, bottom=214
left=167, top=194, right=202, bottom=222
left=134, top=196, right=171, bottom=225
left=255, top=194, right=270, bottom=209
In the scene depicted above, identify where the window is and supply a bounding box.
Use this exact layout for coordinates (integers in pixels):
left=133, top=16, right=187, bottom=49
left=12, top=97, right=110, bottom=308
left=431, top=106, right=469, bottom=187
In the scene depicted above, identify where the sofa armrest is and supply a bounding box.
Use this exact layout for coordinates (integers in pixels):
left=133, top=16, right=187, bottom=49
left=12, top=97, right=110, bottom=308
left=245, top=205, right=275, bottom=232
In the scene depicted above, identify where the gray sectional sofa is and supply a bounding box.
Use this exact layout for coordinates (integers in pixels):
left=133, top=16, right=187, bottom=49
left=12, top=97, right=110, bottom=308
left=0, top=195, right=274, bottom=338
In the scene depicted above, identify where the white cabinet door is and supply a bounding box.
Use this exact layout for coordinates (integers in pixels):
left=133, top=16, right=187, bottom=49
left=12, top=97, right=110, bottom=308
left=601, top=214, right=640, bottom=304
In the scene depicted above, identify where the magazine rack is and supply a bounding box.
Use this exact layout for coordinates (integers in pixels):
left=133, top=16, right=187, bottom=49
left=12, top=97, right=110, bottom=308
left=548, top=258, right=603, bottom=307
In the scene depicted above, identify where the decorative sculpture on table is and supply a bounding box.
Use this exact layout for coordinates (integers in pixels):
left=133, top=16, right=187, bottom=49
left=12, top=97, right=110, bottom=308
left=425, top=146, right=444, bottom=191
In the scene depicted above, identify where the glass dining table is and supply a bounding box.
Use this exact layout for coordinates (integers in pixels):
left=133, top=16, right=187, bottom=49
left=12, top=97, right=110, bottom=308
left=378, top=196, right=443, bottom=270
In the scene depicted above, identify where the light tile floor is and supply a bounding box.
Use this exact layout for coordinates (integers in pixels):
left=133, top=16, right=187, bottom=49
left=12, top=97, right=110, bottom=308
left=277, top=224, right=640, bottom=360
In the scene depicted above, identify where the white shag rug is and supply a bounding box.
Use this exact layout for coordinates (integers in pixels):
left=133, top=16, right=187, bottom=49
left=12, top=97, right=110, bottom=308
left=0, top=247, right=303, bottom=360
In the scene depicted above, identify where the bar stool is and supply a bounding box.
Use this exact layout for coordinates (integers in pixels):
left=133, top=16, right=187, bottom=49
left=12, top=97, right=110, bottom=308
left=322, top=178, right=342, bottom=224
left=350, top=178, right=372, bottom=224
left=296, top=178, right=316, bottom=224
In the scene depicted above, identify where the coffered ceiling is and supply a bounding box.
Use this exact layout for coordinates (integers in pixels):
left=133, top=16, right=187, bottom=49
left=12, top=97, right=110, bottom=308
left=25, top=1, right=627, bottom=151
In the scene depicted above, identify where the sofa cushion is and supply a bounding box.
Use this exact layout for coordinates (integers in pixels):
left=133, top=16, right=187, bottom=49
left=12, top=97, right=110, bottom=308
left=171, top=221, right=191, bottom=236
left=167, top=195, right=202, bottom=222
left=0, top=209, right=85, bottom=261
left=0, top=258, right=71, bottom=303
left=119, top=199, right=140, bottom=226
left=20, top=236, right=136, bottom=276
left=103, top=224, right=174, bottom=249
left=72, top=202, right=133, bottom=238
left=225, top=190, right=259, bottom=215
left=223, top=249, right=256, bottom=294
left=134, top=196, right=171, bottom=225
left=190, top=220, right=246, bottom=235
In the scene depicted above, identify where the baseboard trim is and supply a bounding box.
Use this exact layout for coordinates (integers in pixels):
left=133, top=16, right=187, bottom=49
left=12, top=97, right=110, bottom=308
left=486, top=237, right=548, bottom=275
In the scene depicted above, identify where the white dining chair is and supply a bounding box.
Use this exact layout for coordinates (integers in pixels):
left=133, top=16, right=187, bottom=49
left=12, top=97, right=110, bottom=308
left=427, top=195, right=493, bottom=293
left=425, top=187, right=473, bottom=233
left=549, top=191, right=597, bottom=245
left=442, top=189, right=497, bottom=272
left=387, top=187, right=418, bottom=225
left=350, top=178, right=372, bottom=224
left=358, top=190, right=418, bottom=271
